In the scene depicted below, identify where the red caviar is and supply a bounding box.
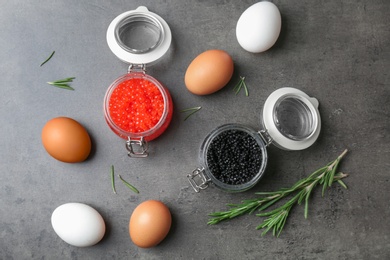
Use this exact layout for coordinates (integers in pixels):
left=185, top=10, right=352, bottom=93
left=109, top=78, right=164, bottom=134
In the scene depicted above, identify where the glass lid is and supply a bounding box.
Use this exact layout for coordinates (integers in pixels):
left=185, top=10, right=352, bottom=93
left=262, top=87, right=321, bottom=150
left=106, top=6, right=172, bottom=65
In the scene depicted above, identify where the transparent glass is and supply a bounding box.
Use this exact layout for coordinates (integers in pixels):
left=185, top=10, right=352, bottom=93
left=199, top=124, right=268, bottom=192
left=273, top=95, right=316, bottom=141
left=103, top=73, right=173, bottom=141
left=115, top=13, right=164, bottom=54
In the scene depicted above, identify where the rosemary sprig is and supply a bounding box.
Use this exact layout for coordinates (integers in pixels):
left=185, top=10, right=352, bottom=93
left=233, top=76, right=248, bottom=96
left=40, top=51, right=55, bottom=67
left=47, top=77, right=75, bottom=90
left=208, top=149, right=349, bottom=237
left=181, top=106, right=202, bottom=121
left=118, top=174, right=139, bottom=194
left=110, top=165, right=117, bottom=194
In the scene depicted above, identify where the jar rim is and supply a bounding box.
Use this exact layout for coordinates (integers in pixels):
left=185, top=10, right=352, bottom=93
left=199, top=124, right=268, bottom=192
left=272, top=94, right=318, bottom=141
left=114, top=12, right=164, bottom=54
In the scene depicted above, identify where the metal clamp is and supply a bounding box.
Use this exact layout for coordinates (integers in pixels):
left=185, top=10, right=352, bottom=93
left=128, top=63, right=146, bottom=74
left=187, top=168, right=210, bottom=193
left=126, top=137, right=148, bottom=158
left=259, top=129, right=272, bottom=147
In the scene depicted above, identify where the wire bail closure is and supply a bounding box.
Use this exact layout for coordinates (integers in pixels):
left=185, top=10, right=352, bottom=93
left=187, top=168, right=211, bottom=192
left=126, top=137, right=149, bottom=158
left=128, top=64, right=146, bottom=74
left=259, top=129, right=272, bottom=146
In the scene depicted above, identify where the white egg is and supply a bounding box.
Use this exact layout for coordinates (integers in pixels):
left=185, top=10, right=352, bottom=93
left=236, top=1, right=282, bottom=53
left=51, top=203, right=106, bottom=247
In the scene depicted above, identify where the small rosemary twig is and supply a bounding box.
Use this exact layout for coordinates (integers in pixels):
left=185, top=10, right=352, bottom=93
left=110, top=165, right=116, bottom=194
left=233, top=76, right=249, bottom=96
left=208, top=149, right=349, bottom=237
left=40, top=51, right=55, bottom=67
left=118, top=175, right=139, bottom=194
left=181, top=106, right=202, bottom=121
left=47, top=77, right=75, bottom=90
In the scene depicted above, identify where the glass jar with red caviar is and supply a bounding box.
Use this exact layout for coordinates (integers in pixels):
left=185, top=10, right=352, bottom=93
left=104, top=6, right=173, bottom=157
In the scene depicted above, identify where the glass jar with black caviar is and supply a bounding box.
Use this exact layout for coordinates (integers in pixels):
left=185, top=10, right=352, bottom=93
left=187, top=88, right=321, bottom=192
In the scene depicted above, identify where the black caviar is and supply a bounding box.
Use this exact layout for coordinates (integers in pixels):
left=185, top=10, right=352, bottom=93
left=206, top=129, right=262, bottom=185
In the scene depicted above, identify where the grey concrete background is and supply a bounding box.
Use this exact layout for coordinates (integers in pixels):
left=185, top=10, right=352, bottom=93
left=1, top=0, right=389, bottom=259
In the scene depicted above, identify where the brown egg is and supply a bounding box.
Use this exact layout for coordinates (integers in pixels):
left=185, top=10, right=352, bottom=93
left=185, top=49, right=234, bottom=95
left=129, top=200, right=172, bottom=248
left=41, top=117, right=91, bottom=163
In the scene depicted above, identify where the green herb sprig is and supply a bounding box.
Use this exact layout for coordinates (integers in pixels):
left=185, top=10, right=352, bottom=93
left=110, top=165, right=139, bottom=194
left=181, top=106, right=202, bottom=121
left=208, top=149, right=349, bottom=237
left=110, top=165, right=117, bottom=194
left=47, top=77, right=75, bottom=90
left=40, top=51, right=55, bottom=67
left=118, top=174, right=139, bottom=194
left=233, top=76, right=248, bottom=96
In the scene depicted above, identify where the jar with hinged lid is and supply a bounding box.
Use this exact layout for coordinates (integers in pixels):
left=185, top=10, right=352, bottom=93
left=187, top=87, right=321, bottom=192
left=104, top=6, right=173, bottom=158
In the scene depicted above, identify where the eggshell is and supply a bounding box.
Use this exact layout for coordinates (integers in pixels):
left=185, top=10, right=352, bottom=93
left=41, top=117, right=91, bottom=163
left=236, top=2, right=282, bottom=53
left=185, top=50, right=234, bottom=95
left=129, top=200, right=171, bottom=248
left=51, top=203, right=106, bottom=247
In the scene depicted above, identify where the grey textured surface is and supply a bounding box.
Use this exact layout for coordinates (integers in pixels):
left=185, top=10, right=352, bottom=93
left=1, top=0, right=389, bottom=259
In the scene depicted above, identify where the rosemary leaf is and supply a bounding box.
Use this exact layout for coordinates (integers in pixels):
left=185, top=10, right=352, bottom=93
left=322, top=179, right=328, bottom=197
left=51, top=77, right=75, bottom=83
left=234, top=84, right=242, bottom=94
left=328, top=166, right=337, bottom=187
left=277, top=210, right=289, bottom=237
left=181, top=106, right=201, bottom=121
left=118, top=174, right=139, bottom=194
left=110, top=165, right=116, bottom=194
left=40, top=51, right=55, bottom=67
left=337, top=179, right=348, bottom=189
left=47, top=83, right=74, bottom=90
left=304, top=191, right=311, bottom=219
left=232, top=79, right=241, bottom=93
left=242, top=80, right=249, bottom=96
